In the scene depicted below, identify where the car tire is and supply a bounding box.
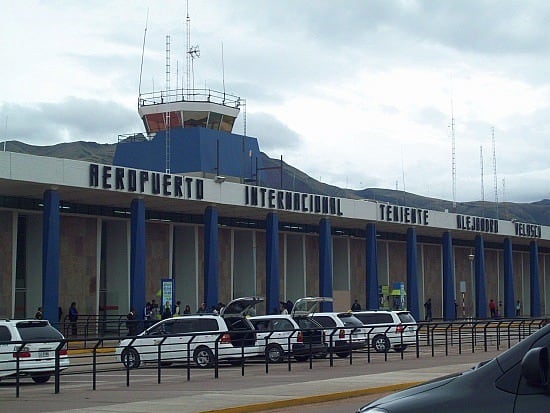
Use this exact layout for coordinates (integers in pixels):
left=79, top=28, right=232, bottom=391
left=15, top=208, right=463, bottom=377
left=394, top=345, right=408, bottom=352
left=336, top=351, right=350, bottom=358
left=31, top=375, right=51, bottom=384
left=372, top=335, right=390, bottom=353
left=193, top=346, right=214, bottom=368
left=266, top=344, right=284, bottom=363
left=121, top=347, right=141, bottom=369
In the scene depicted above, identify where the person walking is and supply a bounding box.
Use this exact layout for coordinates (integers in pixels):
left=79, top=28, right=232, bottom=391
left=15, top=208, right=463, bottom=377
left=489, top=299, right=497, bottom=318
left=516, top=300, right=521, bottom=317
left=424, top=298, right=432, bottom=321
left=68, top=302, right=78, bottom=336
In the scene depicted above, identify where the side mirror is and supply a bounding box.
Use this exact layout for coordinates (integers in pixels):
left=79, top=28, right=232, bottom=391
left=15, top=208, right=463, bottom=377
left=521, top=347, right=549, bottom=387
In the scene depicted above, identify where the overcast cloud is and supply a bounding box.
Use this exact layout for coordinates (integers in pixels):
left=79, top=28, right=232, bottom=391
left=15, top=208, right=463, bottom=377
left=2, top=0, right=550, bottom=203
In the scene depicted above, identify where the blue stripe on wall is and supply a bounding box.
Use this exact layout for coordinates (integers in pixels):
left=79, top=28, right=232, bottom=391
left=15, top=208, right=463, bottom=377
left=406, top=228, right=420, bottom=320
left=42, top=190, right=60, bottom=327
left=442, top=232, right=455, bottom=320
left=130, top=199, right=146, bottom=319
left=319, top=218, right=333, bottom=312
left=366, top=223, right=379, bottom=310
left=530, top=241, right=541, bottom=317
left=204, top=206, right=219, bottom=310
left=503, top=238, right=515, bottom=318
left=266, top=213, right=280, bottom=315
left=475, top=235, right=487, bottom=319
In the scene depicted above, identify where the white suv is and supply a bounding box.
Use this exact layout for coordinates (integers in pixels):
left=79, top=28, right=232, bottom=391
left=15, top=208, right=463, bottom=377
left=352, top=310, right=418, bottom=352
left=249, top=314, right=327, bottom=363
left=116, top=297, right=263, bottom=368
left=0, top=319, right=70, bottom=383
left=292, top=297, right=368, bottom=358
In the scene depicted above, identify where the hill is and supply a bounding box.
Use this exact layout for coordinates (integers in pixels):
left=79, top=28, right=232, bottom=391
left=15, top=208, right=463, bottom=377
left=4, top=140, right=549, bottom=226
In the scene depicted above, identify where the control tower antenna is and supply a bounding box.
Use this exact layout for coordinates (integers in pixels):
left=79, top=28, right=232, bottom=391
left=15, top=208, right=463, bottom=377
left=186, top=0, right=200, bottom=98
left=480, top=145, right=485, bottom=212
left=450, top=99, right=457, bottom=211
left=492, top=127, right=499, bottom=219
left=165, top=35, right=171, bottom=173
left=138, top=9, right=149, bottom=105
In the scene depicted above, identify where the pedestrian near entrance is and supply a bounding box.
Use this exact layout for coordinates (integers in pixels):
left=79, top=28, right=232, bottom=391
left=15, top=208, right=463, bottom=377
left=126, top=308, right=137, bottom=336
left=424, top=298, right=432, bottom=321
left=351, top=299, right=361, bottom=311
left=162, top=301, right=172, bottom=319
left=489, top=299, right=497, bottom=318
left=68, top=302, right=78, bottom=336
left=516, top=300, right=521, bottom=317
left=174, top=300, right=181, bottom=316
left=35, top=307, right=43, bottom=320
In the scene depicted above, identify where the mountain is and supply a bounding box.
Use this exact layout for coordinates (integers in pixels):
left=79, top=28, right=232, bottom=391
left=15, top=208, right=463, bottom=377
left=4, top=140, right=549, bottom=226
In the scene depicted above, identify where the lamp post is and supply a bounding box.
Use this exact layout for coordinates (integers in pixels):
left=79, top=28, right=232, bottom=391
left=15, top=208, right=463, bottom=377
left=468, top=253, right=475, bottom=318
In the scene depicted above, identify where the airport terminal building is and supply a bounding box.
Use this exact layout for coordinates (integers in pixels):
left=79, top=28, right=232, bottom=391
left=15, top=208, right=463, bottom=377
left=1, top=88, right=549, bottom=324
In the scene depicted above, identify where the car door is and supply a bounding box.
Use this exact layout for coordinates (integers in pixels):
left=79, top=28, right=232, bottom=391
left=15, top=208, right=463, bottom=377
left=0, top=325, right=15, bottom=378
left=291, top=297, right=334, bottom=317
left=269, top=318, right=296, bottom=351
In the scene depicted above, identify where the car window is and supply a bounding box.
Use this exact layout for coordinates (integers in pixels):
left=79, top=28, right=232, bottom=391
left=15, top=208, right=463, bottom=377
left=271, top=319, right=293, bottom=331
left=338, top=314, right=364, bottom=327
left=397, top=312, right=416, bottom=323
left=0, top=326, right=11, bottom=342
left=197, top=318, right=220, bottom=332
left=171, top=319, right=194, bottom=334
left=295, top=317, right=322, bottom=329
left=354, top=313, right=377, bottom=324
left=15, top=321, right=63, bottom=340
left=313, top=316, right=336, bottom=328
left=250, top=320, right=268, bottom=331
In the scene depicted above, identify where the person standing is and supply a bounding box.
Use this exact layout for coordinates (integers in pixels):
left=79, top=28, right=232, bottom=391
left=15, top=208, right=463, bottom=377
left=424, top=298, right=432, bottom=321
left=183, top=304, right=191, bottom=314
left=126, top=308, right=137, bottom=336
left=351, top=299, right=361, bottom=311
left=143, top=302, right=152, bottom=327
left=35, top=307, right=43, bottom=320
left=68, top=302, right=78, bottom=336
left=197, top=302, right=207, bottom=313
left=489, top=299, right=497, bottom=318
left=162, top=301, right=172, bottom=319
left=516, top=300, right=521, bottom=317
left=174, top=301, right=181, bottom=316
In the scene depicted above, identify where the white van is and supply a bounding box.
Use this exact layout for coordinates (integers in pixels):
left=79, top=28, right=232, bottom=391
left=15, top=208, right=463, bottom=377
left=353, top=310, right=418, bottom=352
left=0, top=319, right=70, bottom=383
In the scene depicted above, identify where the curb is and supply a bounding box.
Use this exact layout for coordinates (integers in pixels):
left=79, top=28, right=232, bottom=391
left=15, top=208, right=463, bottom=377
left=68, top=347, right=116, bottom=355
left=198, top=381, right=422, bottom=413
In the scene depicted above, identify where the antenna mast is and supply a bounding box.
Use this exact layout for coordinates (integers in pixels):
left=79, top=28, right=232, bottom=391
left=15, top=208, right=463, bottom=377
left=165, top=35, right=171, bottom=173
left=480, top=145, right=485, bottom=204
left=492, top=127, right=499, bottom=219
left=450, top=99, right=456, bottom=211
left=186, top=0, right=200, bottom=98
left=138, top=9, right=149, bottom=106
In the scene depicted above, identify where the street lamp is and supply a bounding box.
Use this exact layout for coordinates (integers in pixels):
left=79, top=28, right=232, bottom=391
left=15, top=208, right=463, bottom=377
left=468, top=253, right=475, bottom=318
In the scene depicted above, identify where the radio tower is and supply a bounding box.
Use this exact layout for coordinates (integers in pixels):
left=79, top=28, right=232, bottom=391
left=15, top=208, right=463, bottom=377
left=480, top=145, right=485, bottom=204
left=492, top=127, right=499, bottom=219
left=451, top=100, right=456, bottom=211
left=186, top=0, right=200, bottom=98
left=165, top=35, right=171, bottom=173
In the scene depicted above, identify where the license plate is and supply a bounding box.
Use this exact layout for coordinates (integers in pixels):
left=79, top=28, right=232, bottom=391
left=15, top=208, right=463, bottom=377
left=38, top=351, right=49, bottom=358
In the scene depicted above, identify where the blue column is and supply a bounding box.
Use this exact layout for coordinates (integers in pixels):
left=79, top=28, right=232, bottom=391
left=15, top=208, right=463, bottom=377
left=475, top=235, right=487, bottom=319
left=529, top=241, right=541, bottom=317
left=42, top=190, right=60, bottom=326
left=442, top=232, right=455, bottom=320
left=130, top=199, right=146, bottom=319
left=406, top=228, right=420, bottom=320
left=266, top=213, right=280, bottom=315
left=503, top=238, right=515, bottom=318
left=204, top=206, right=219, bottom=310
left=366, top=223, right=379, bottom=310
left=319, top=218, right=333, bottom=312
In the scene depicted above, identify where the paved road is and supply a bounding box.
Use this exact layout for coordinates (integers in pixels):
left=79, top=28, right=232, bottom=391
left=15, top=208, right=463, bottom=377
left=0, top=347, right=506, bottom=413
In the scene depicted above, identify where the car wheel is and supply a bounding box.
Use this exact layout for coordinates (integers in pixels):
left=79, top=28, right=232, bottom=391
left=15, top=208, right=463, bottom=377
left=394, top=345, right=408, bottom=352
left=372, top=335, right=390, bottom=353
left=121, top=347, right=141, bottom=369
left=193, top=346, right=214, bottom=368
left=266, top=344, right=284, bottom=363
left=336, top=351, right=350, bottom=358
left=31, top=375, right=51, bottom=384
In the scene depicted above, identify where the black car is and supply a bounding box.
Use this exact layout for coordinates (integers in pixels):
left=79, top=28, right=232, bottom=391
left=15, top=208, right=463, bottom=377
left=358, top=322, right=550, bottom=412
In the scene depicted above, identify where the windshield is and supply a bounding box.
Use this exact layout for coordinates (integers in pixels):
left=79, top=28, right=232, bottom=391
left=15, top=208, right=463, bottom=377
left=16, top=321, right=63, bottom=340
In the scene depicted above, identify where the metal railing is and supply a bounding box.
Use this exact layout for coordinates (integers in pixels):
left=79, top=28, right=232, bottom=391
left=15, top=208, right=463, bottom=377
left=1, top=317, right=547, bottom=398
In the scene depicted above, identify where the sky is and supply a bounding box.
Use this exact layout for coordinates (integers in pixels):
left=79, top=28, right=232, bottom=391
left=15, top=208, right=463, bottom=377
left=2, top=0, right=550, bottom=204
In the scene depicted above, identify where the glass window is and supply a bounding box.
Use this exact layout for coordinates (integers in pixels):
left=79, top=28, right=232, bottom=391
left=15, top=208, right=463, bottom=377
left=0, top=326, right=12, bottom=342
left=207, top=112, right=222, bottom=130
left=183, top=111, right=207, bottom=128
left=197, top=318, right=220, bottom=332
left=16, top=322, right=63, bottom=340
left=220, top=115, right=235, bottom=132
left=271, top=319, right=293, bottom=331
left=397, top=312, right=416, bottom=323
left=338, top=314, right=364, bottom=327
left=313, top=316, right=336, bottom=328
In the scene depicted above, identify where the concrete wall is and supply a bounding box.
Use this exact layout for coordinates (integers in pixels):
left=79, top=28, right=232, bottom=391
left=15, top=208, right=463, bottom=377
left=0, top=211, right=13, bottom=318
